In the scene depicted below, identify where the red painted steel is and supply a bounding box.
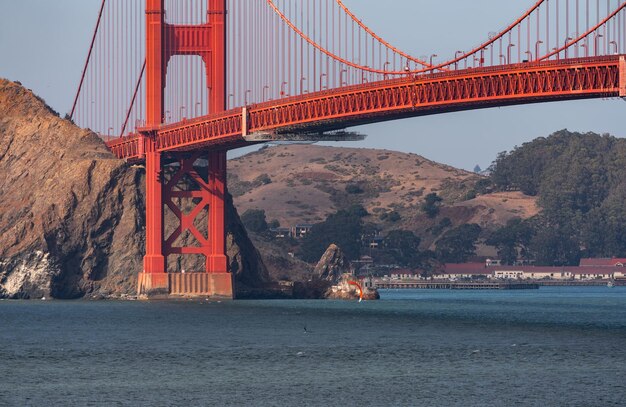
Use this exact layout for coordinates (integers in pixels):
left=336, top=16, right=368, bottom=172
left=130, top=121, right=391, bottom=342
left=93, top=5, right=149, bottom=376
left=163, top=152, right=212, bottom=257
left=142, top=0, right=229, bottom=281
left=208, top=150, right=227, bottom=273
left=107, top=56, right=624, bottom=162
left=73, top=0, right=626, bottom=134
left=619, top=55, right=626, bottom=98
left=144, top=0, right=167, bottom=275
left=160, top=151, right=226, bottom=273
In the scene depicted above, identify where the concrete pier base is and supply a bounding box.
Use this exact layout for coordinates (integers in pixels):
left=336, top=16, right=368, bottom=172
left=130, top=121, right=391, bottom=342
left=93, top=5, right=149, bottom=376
left=137, top=272, right=233, bottom=299
left=137, top=273, right=169, bottom=296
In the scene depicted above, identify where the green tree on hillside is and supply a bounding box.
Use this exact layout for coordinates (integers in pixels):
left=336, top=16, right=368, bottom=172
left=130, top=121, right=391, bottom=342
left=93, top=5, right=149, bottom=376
left=421, top=193, right=443, bottom=218
left=347, top=204, right=369, bottom=218
left=474, top=178, right=492, bottom=194
left=345, top=184, right=364, bottom=194
left=380, top=210, right=401, bottom=222
left=241, top=209, right=268, bottom=234
left=487, top=130, right=626, bottom=264
left=486, top=218, right=534, bottom=265
left=435, top=224, right=482, bottom=263
left=299, top=209, right=364, bottom=262
left=384, top=230, right=422, bottom=268
left=529, top=222, right=581, bottom=266
left=580, top=184, right=626, bottom=258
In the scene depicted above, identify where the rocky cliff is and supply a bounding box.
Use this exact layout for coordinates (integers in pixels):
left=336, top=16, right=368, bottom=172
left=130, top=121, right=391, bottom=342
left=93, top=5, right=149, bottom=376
left=0, top=79, right=269, bottom=299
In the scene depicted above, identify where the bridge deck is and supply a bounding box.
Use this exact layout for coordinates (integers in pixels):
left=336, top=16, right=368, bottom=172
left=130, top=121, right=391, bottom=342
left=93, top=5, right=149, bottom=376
left=107, top=55, right=626, bottom=162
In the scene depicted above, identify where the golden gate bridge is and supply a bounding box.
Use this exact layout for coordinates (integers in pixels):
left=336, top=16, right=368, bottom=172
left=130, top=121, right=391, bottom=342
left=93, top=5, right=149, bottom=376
left=69, top=0, right=626, bottom=297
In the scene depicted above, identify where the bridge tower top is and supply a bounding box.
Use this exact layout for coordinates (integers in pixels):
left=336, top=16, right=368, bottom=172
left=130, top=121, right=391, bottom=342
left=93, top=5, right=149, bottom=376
left=145, top=0, right=226, bottom=128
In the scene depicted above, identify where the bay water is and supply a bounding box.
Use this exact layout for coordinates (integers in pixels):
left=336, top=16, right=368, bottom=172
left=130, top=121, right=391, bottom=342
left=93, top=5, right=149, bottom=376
left=1, top=286, right=625, bottom=406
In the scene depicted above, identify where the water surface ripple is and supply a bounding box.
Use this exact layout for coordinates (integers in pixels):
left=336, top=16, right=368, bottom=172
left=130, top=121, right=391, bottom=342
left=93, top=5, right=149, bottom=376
left=1, top=287, right=625, bottom=406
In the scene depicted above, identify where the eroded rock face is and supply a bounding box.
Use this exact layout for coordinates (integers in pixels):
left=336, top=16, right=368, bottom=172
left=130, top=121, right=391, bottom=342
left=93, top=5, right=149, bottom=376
left=314, top=244, right=352, bottom=283
left=0, top=79, right=269, bottom=299
left=0, top=251, right=59, bottom=299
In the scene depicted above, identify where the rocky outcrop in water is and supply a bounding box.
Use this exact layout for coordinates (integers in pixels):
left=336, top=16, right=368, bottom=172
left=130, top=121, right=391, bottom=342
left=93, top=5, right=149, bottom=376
left=314, top=244, right=352, bottom=282
left=0, top=79, right=270, bottom=299
left=325, top=274, right=380, bottom=301
left=292, top=244, right=378, bottom=300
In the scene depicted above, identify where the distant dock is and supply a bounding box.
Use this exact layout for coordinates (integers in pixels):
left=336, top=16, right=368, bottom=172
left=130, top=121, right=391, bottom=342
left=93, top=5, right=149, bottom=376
left=374, top=281, right=540, bottom=290
left=539, top=280, right=626, bottom=286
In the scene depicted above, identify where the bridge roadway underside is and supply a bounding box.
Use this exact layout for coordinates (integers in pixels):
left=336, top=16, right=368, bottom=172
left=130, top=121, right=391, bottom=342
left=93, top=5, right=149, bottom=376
left=107, top=55, right=626, bottom=162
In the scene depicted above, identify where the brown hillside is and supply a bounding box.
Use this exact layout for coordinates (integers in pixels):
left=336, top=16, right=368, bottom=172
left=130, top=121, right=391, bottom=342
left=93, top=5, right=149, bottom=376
left=454, top=191, right=539, bottom=227
left=228, top=144, right=538, bottom=248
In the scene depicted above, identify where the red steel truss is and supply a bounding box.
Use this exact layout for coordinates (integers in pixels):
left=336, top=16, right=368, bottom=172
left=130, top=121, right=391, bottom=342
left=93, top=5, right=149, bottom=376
left=139, top=0, right=231, bottom=297
left=108, top=55, right=626, bottom=162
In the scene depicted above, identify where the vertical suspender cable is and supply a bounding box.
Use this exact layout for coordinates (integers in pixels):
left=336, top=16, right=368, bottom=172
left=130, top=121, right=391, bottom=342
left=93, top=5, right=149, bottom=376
left=557, top=0, right=560, bottom=58
left=71, top=0, right=107, bottom=120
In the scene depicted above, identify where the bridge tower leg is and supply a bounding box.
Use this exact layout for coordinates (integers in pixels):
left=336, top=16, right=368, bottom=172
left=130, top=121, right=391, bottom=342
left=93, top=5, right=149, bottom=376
left=138, top=0, right=232, bottom=298
left=206, top=0, right=228, bottom=276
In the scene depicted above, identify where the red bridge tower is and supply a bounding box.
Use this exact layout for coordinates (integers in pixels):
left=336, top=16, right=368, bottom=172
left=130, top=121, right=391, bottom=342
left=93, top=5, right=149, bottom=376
left=138, top=0, right=232, bottom=297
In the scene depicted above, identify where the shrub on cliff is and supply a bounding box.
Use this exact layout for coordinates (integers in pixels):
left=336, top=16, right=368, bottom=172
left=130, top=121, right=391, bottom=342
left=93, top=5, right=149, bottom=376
left=241, top=209, right=269, bottom=234
left=421, top=192, right=442, bottom=218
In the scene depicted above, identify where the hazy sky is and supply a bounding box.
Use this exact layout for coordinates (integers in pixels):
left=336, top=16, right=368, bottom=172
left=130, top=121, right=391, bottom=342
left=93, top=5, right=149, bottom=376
left=1, top=0, right=624, bottom=170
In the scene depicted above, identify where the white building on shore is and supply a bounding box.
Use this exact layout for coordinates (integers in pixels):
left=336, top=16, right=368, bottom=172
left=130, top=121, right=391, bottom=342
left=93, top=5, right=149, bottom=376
left=419, top=261, right=626, bottom=281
